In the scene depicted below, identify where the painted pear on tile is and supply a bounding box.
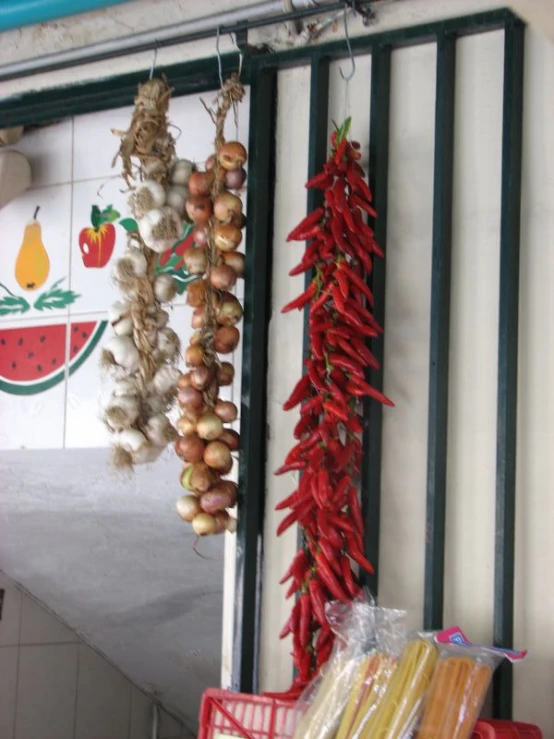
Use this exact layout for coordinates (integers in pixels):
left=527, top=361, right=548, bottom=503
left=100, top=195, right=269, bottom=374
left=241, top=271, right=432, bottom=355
left=15, top=206, right=50, bottom=291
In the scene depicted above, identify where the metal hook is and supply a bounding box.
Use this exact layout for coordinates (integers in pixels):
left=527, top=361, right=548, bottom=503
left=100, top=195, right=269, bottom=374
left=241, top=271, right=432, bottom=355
left=216, top=27, right=224, bottom=88
left=149, top=42, right=158, bottom=80
left=339, top=4, right=356, bottom=82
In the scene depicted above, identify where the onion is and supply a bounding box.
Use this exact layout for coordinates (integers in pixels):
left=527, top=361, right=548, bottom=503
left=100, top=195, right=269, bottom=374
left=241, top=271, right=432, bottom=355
left=186, top=196, right=213, bottom=223
left=210, top=264, right=237, bottom=291
left=192, top=512, right=218, bottom=536
left=176, top=495, right=202, bottom=522
left=215, top=399, right=238, bottom=423
left=178, top=373, right=192, bottom=389
left=190, top=331, right=203, bottom=346
left=204, top=440, right=233, bottom=473
left=194, top=227, right=209, bottom=246
left=196, top=413, right=224, bottom=441
left=225, top=168, right=247, bottom=190
left=215, top=325, right=240, bottom=354
left=217, top=362, right=235, bottom=386
left=205, top=154, right=216, bottom=171
left=177, top=386, right=204, bottom=410
left=222, top=251, right=245, bottom=277
left=186, top=279, right=207, bottom=307
left=189, top=170, right=214, bottom=197
left=213, top=222, right=242, bottom=252
left=191, top=305, right=206, bottom=329
left=219, top=428, right=240, bottom=452
left=214, top=192, right=243, bottom=224
left=184, top=344, right=206, bottom=368
left=180, top=464, right=194, bottom=490
left=232, top=212, right=247, bottom=229
left=219, top=141, right=248, bottom=170
left=190, top=365, right=214, bottom=391
left=175, top=434, right=205, bottom=463
left=183, top=247, right=208, bottom=275
left=190, top=461, right=217, bottom=494
left=200, top=482, right=237, bottom=513
left=216, top=294, right=243, bottom=327
left=177, top=416, right=196, bottom=435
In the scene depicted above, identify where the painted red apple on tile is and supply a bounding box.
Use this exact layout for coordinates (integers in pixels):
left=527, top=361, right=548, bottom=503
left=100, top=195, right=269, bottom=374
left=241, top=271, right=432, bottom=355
left=78, top=204, right=123, bottom=269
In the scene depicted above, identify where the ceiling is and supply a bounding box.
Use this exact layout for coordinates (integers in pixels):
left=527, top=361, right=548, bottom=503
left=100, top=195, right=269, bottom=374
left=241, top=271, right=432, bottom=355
left=0, top=447, right=223, bottom=735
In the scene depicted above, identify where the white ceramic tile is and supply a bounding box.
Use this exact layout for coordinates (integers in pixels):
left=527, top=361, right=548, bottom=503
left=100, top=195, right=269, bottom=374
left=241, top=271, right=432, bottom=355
left=129, top=686, right=154, bottom=739
left=69, top=178, right=132, bottom=314
left=75, top=644, right=131, bottom=739
left=0, top=572, right=22, bottom=646
left=73, top=104, right=134, bottom=182
left=19, top=595, right=79, bottom=645
left=11, top=119, right=73, bottom=188
left=15, top=644, right=78, bottom=739
left=0, top=646, right=18, bottom=738
left=0, top=184, right=73, bottom=323
left=64, top=313, right=110, bottom=449
left=0, top=314, right=67, bottom=451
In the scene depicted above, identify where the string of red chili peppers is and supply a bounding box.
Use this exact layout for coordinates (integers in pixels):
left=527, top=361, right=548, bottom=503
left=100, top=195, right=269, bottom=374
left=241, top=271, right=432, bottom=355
left=267, top=119, right=394, bottom=701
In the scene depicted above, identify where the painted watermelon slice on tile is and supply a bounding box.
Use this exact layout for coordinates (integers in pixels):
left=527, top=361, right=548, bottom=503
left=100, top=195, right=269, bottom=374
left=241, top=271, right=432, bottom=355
left=0, top=320, right=107, bottom=395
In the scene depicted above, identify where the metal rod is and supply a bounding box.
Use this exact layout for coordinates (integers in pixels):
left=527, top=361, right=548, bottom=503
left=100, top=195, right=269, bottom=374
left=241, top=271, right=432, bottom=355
left=493, top=16, right=525, bottom=721
left=0, top=0, right=363, bottom=83
left=232, top=59, right=277, bottom=693
left=423, top=31, right=457, bottom=631
left=360, top=42, right=391, bottom=595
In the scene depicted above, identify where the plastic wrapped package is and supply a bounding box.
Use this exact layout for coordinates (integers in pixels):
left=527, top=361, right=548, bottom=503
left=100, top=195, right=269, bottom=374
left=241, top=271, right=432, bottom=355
left=337, top=608, right=407, bottom=739
left=358, top=633, right=438, bottom=738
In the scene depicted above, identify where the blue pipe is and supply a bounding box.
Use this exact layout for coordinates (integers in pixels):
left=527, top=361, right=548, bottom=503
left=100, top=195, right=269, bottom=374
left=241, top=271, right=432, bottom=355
left=0, top=0, right=132, bottom=33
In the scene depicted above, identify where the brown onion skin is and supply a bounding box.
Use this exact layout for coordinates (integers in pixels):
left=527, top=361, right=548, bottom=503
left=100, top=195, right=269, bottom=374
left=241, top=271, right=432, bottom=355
left=200, top=486, right=237, bottom=513
left=186, top=279, right=206, bottom=307
left=190, top=365, right=214, bottom=391
left=188, top=170, right=214, bottom=197
left=205, top=154, right=216, bottom=171
left=190, top=462, right=218, bottom=494
left=196, top=413, right=224, bottom=441
left=217, top=362, right=235, bottom=386
left=210, top=264, right=237, bottom=291
left=214, top=325, right=240, bottom=353
left=175, top=435, right=205, bottom=463
left=183, top=247, right=208, bottom=275
left=176, top=495, right=202, bottom=522
left=214, top=399, right=239, bottom=423
left=231, top=212, right=247, bottom=229
left=222, top=252, right=245, bottom=277
left=177, top=386, right=204, bottom=410
left=192, top=512, right=218, bottom=536
left=178, top=373, right=192, bottom=390
left=186, top=196, right=213, bottom=223
left=219, top=141, right=248, bottom=170
left=193, top=227, right=209, bottom=246
left=216, top=297, right=243, bottom=327
left=219, top=428, right=240, bottom=452
left=213, top=222, right=242, bottom=251
left=191, top=307, right=205, bottom=329
left=214, top=192, right=243, bottom=223
left=184, top=345, right=205, bottom=368
left=225, top=168, right=247, bottom=190
left=203, top=441, right=233, bottom=474
left=177, top=416, right=197, bottom=435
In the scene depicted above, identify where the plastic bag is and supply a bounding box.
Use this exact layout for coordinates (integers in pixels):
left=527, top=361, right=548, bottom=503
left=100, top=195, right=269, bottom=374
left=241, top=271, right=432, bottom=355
left=336, top=607, right=407, bottom=739
left=358, top=632, right=439, bottom=738
left=288, top=590, right=378, bottom=739
left=416, top=627, right=528, bottom=739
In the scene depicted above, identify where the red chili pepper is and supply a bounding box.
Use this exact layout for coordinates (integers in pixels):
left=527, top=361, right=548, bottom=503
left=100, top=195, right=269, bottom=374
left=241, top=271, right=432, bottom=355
left=328, top=352, right=364, bottom=377
left=280, top=549, right=308, bottom=584
left=330, top=282, right=346, bottom=313
left=312, top=330, right=324, bottom=360
left=348, top=486, right=364, bottom=534
left=315, top=552, right=349, bottom=600
left=344, top=530, right=374, bottom=574
left=281, top=282, right=317, bottom=313
left=340, top=263, right=374, bottom=306
left=285, top=579, right=298, bottom=599
left=317, top=468, right=330, bottom=507
left=287, top=207, right=325, bottom=241
left=283, top=374, right=311, bottom=411
left=301, top=395, right=323, bottom=415
left=308, top=578, right=327, bottom=626
left=307, top=361, right=326, bottom=393
left=373, top=241, right=385, bottom=258
left=328, top=512, right=357, bottom=535
left=350, top=193, right=377, bottom=218
left=335, top=137, right=347, bottom=164
left=346, top=167, right=373, bottom=202
left=346, top=415, right=364, bottom=435
left=316, top=626, right=332, bottom=650
left=293, top=414, right=316, bottom=440
left=277, top=509, right=299, bottom=536
left=346, top=298, right=383, bottom=333
left=316, top=639, right=334, bottom=670
left=351, top=337, right=380, bottom=370
left=274, top=460, right=306, bottom=476
left=306, top=171, right=334, bottom=190
left=299, top=649, right=312, bottom=682
left=299, top=593, right=312, bottom=647
left=343, top=206, right=357, bottom=233
left=279, top=616, right=293, bottom=639
left=322, top=400, right=348, bottom=423
left=334, top=475, right=351, bottom=505
left=332, top=178, right=347, bottom=212
left=346, top=377, right=394, bottom=407
left=336, top=270, right=350, bottom=300
left=275, top=490, right=298, bottom=511
left=330, top=214, right=351, bottom=254
left=340, top=556, right=359, bottom=597
left=294, top=224, right=323, bottom=242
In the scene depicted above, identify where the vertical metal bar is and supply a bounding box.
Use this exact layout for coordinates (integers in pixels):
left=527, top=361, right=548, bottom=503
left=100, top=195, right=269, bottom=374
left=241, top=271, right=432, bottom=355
left=423, top=32, right=457, bottom=630
left=303, top=55, right=330, bottom=357
left=232, top=60, right=278, bottom=694
left=360, top=44, right=391, bottom=595
left=493, top=17, right=525, bottom=720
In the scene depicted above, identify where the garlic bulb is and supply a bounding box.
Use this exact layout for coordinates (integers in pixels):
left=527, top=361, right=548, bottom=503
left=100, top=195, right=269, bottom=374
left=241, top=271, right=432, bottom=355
left=112, top=250, right=148, bottom=289
left=113, top=428, right=163, bottom=466
left=153, top=274, right=178, bottom=303
left=103, top=335, right=140, bottom=373
left=170, top=158, right=194, bottom=185
left=144, top=394, right=167, bottom=415
left=130, top=180, right=166, bottom=219
left=166, top=186, right=189, bottom=216
left=113, top=378, right=138, bottom=397
left=108, top=300, right=133, bottom=336
left=138, top=206, right=181, bottom=253
left=144, top=413, right=177, bottom=447
left=151, top=365, right=181, bottom=396
left=156, top=327, right=180, bottom=359
left=105, top=394, right=140, bottom=431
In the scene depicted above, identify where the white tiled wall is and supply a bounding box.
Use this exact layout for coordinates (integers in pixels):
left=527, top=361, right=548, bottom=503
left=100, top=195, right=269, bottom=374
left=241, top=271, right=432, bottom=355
left=0, top=572, right=190, bottom=739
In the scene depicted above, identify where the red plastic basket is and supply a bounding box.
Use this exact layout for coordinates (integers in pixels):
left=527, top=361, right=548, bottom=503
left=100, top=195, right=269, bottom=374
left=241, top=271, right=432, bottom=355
left=198, top=689, right=542, bottom=739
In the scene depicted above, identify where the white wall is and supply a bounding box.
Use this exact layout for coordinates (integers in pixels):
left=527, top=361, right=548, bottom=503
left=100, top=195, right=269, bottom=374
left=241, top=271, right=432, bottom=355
left=0, top=572, right=188, bottom=739
left=1, top=0, right=554, bottom=734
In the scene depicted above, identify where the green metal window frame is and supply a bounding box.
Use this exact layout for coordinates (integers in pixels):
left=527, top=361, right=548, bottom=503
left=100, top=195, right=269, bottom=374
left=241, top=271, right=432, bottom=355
left=0, top=7, right=524, bottom=717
